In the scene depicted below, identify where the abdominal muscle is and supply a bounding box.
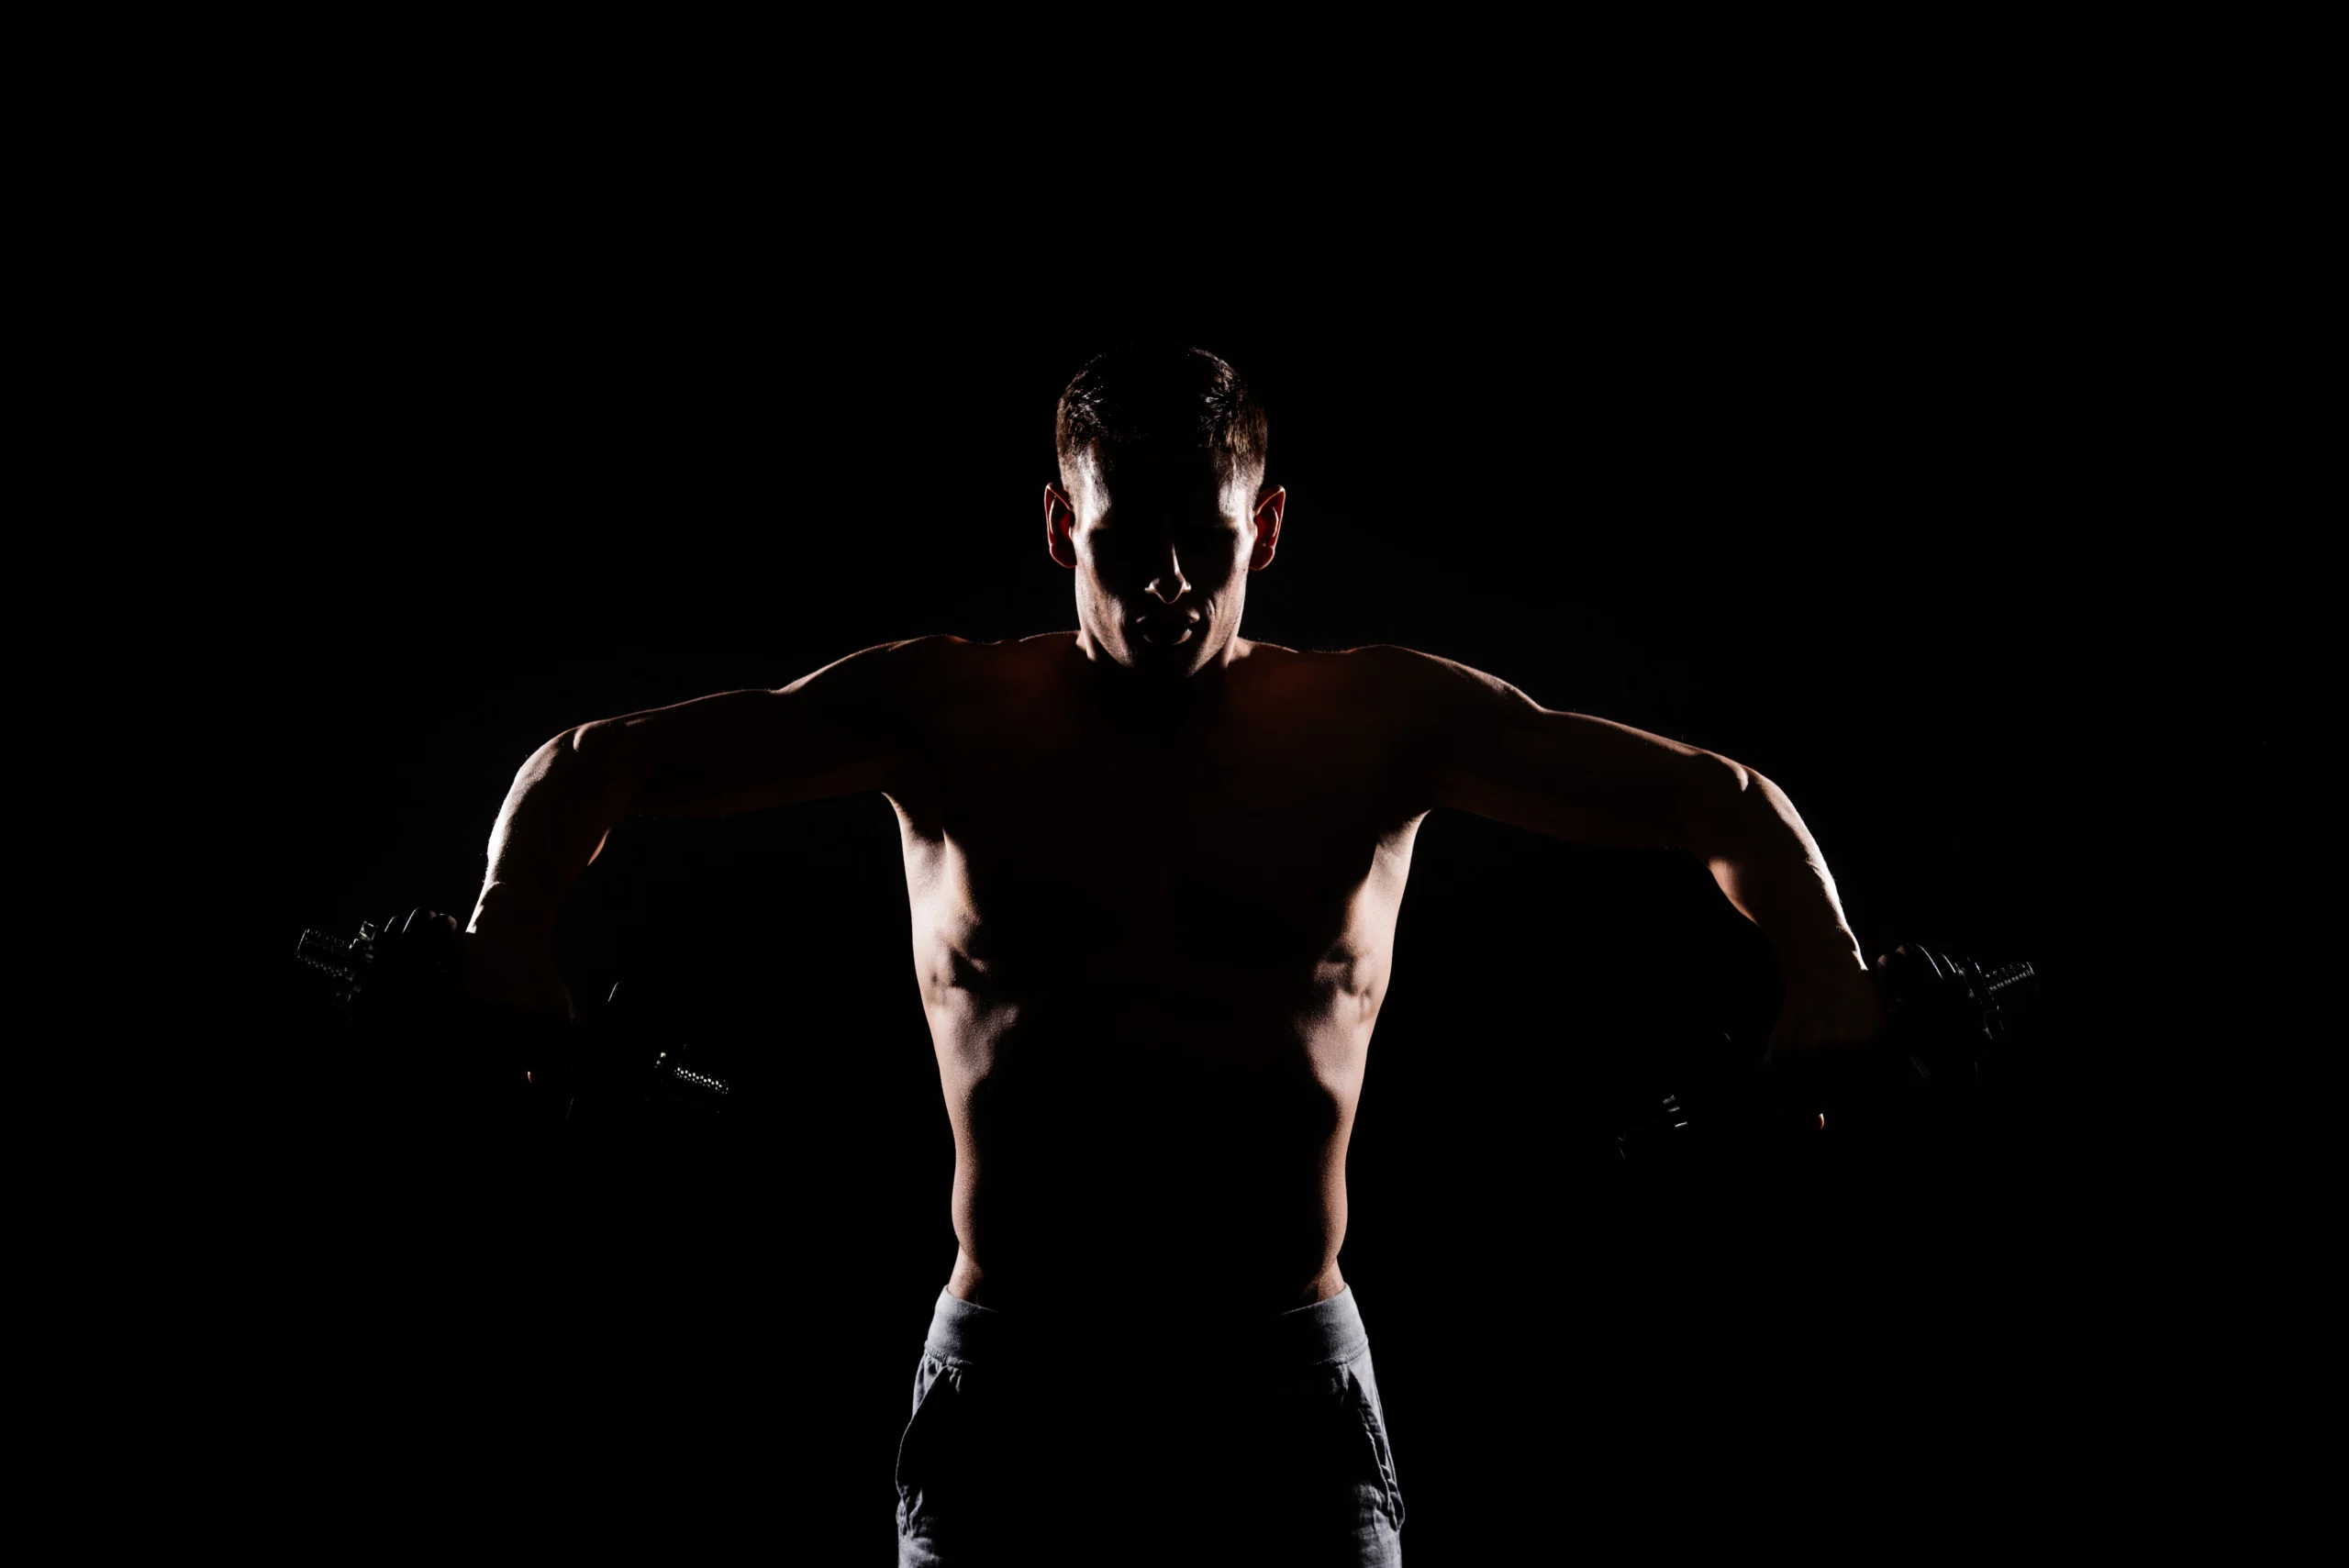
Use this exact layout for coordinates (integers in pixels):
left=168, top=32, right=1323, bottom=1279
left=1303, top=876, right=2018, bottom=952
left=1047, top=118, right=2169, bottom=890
left=935, top=987, right=1365, bottom=1322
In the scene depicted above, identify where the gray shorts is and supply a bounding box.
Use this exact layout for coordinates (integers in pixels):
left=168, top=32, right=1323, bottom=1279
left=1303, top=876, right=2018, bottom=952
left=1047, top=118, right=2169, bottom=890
left=895, top=1284, right=1406, bottom=1566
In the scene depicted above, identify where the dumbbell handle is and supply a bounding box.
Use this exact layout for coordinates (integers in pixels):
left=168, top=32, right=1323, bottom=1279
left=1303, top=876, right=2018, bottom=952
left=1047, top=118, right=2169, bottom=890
left=295, top=915, right=735, bottom=1143
left=1614, top=944, right=2038, bottom=1164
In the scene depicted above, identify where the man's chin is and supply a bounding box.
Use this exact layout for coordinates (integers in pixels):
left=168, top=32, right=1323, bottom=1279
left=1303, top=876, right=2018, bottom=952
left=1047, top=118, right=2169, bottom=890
left=1119, top=640, right=1208, bottom=678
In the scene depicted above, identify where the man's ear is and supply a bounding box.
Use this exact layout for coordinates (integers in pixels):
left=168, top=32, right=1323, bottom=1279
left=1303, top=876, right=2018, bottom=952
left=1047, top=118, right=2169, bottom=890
left=1044, top=484, right=1079, bottom=570
left=1250, top=485, right=1286, bottom=571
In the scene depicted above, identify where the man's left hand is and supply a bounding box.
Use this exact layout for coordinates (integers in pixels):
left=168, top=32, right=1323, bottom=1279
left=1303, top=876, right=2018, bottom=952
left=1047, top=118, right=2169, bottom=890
left=1763, top=947, right=1900, bottom=1123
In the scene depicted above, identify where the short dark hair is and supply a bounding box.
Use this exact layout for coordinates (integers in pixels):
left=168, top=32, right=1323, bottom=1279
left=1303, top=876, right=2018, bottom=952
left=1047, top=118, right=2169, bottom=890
left=1055, top=346, right=1269, bottom=497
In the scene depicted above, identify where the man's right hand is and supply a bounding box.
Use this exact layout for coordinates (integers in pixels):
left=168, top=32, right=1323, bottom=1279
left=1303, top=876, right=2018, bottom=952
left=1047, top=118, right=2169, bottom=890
left=456, top=921, right=576, bottom=1025
left=362, top=917, right=573, bottom=1170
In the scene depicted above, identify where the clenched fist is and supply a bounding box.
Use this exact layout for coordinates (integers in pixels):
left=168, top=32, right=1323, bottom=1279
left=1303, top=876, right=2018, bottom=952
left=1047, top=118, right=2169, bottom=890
left=1762, top=947, right=1899, bottom=1126
left=456, top=921, right=577, bottom=1025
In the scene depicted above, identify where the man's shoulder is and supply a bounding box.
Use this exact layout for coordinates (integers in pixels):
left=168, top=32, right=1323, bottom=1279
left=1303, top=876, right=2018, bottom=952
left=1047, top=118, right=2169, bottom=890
left=1290, top=644, right=1540, bottom=745
left=860, top=631, right=1040, bottom=668
left=872, top=631, right=1066, bottom=706
left=1297, top=641, right=1493, bottom=698
left=1333, top=642, right=1527, bottom=700
left=1240, top=639, right=1428, bottom=672
left=1224, top=642, right=1450, bottom=732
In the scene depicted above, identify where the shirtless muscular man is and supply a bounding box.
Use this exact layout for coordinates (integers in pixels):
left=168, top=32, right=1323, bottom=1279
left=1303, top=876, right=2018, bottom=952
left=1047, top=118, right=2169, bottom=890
left=455, top=347, right=1891, bottom=1565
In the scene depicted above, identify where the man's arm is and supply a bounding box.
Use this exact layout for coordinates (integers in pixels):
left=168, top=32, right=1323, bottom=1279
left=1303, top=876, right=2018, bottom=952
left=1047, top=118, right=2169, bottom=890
left=1365, top=645, right=1885, bottom=1086
left=462, top=635, right=951, bottom=1014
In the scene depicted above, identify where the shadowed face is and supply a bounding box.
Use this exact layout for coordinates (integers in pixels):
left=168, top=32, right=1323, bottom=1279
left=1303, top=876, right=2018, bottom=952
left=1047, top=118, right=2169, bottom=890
left=1045, top=445, right=1285, bottom=683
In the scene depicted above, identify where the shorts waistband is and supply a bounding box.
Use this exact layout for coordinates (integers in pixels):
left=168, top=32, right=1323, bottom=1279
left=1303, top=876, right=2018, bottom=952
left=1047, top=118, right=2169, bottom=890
left=921, top=1284, right=1371, bottom=1379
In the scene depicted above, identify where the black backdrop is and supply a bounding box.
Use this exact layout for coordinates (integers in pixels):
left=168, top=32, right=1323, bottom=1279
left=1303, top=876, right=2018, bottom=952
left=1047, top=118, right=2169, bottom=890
left=222, top=184, right=2142, bottom=1558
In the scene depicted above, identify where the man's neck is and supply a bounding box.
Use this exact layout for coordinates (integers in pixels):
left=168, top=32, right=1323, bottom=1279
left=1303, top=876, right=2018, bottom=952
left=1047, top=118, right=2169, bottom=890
left=1065, top=627, right=1251, bottom=730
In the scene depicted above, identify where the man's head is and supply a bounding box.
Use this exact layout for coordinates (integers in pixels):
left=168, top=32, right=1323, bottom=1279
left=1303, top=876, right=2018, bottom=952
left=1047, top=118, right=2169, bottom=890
left=1045, top=347, right=1285, bottom=683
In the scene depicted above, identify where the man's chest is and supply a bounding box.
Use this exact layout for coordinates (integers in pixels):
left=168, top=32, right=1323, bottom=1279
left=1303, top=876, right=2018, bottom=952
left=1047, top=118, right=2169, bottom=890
left=889, top=662, right=1427, bottom=983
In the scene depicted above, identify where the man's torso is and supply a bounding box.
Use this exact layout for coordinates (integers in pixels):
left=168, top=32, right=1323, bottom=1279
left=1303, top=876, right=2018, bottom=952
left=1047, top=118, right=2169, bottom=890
left=882, top=633, right=1432, bottom=1318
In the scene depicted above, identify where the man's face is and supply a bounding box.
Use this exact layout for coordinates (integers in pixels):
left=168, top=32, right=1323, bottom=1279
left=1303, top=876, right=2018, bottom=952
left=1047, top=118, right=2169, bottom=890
left=1045, top=445, right=1283, bottom=681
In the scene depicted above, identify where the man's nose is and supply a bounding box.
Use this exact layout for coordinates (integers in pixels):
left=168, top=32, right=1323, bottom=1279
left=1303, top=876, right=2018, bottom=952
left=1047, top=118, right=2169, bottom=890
left=1144, top=550, right=1189, bottom=603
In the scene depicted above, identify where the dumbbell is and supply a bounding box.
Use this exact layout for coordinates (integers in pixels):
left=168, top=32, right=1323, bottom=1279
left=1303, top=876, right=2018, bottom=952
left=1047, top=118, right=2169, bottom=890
left=1612, top=940, right=2039, bottom=1165
left=294, top=907, right=735, bottom=1151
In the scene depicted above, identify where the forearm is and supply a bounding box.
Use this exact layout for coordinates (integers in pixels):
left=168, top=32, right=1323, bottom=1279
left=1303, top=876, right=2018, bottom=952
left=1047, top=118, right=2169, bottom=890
left=1700, top=770, right=1865, bottom=972
left=467, top=726, right=635, bottom=942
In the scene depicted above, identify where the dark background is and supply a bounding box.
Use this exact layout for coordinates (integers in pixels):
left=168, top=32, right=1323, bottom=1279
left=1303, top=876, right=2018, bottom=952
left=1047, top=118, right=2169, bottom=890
left=217, top=174, right=2157, bottom=1557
